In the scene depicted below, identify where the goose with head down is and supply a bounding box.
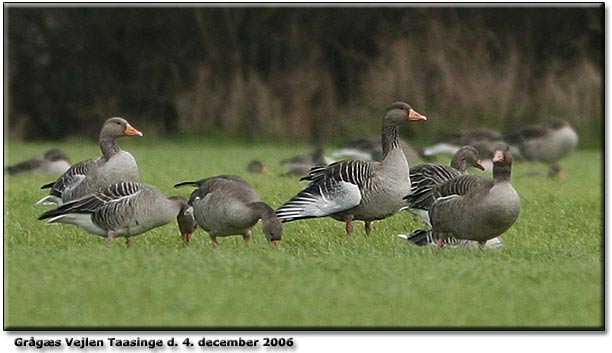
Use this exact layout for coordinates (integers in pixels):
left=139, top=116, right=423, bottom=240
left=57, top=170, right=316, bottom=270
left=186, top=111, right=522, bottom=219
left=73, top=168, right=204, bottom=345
left=36, top=117, right=143, bottom=205
left=174, top=175, right=282, bottom=247
left=275, top=102, right=427, bottom=235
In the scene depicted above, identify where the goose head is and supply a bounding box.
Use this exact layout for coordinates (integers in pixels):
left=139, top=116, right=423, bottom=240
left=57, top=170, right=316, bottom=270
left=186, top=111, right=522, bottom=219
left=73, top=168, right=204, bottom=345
left=451, top=146, right=485, bottom=171
left=247, top=160, right=269, bottom=174
left=492, top=143, right=513, bottom=181
left=384, top=102, right=427, bottom=124
left=262, top=216, right=283, bottom=247
left=100, top=117, right=143, bottom=140
left=170, top=196, right=197, bottom=242
left=43, top=148, right=70, bottom=162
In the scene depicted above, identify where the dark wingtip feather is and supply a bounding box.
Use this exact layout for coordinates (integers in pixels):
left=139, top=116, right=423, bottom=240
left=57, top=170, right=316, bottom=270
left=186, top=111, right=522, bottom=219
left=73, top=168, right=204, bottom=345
left=41, top=181, right=55, bottom=189
left=405, top=229, right=431, bottom=246
left=38, top=208, right=60, bottom=220
left=173, top=181, right=199, bottom=188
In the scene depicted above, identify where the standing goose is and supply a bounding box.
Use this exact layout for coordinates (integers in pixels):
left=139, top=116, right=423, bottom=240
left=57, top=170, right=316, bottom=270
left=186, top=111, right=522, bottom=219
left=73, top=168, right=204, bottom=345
left=404, top=144, right=520, bottom=248
left=275, top=102, right=427, bottom=235
left=403, top=145, right=485, bottom=225
left=5, top=148, right=71, bottom=176
left=174, top=175, right=282, bottom=247
left=503, top=118, right=578, bottom=178
left=36, top=117, right=143, bottom=205
left=38, top=182, right=194, bottom=246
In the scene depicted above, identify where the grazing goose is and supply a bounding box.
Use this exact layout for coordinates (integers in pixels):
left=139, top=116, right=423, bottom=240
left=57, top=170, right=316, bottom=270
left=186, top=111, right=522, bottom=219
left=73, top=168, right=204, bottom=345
left=403, top=144, right=520, bottom=248
left=275, top=102, right=427, bottom=235
left=174, top=175, right=282, bottom=247
left=503, top=118, right=578, bottom=178
left=280, top=146, right=334, bottom=177
left=36, top=117, right=142, bottom=205
left=404, top=146, right=485, bottom=225
left=247, top=160, right=269, bottom=174
left=332, top=135, right=422, bottom=164
left=5, top=148, right=71, bottom=176
left=38, top=182, right=193, bottom=246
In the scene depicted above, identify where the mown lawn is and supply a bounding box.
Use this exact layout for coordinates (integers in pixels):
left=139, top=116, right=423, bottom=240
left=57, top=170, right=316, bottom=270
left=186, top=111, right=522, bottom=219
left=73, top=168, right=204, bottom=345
left=3, top=138, right=603, bottom=329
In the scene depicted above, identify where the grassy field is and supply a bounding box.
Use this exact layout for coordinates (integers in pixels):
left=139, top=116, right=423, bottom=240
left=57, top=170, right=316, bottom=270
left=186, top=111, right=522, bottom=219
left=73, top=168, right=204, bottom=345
left=3, top=138, right=603, bottom=329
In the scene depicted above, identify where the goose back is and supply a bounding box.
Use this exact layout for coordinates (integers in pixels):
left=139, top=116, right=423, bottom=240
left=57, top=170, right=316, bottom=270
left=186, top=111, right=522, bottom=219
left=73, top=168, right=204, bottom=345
left=179, top=176, right=263, bottom=237
left=38, top=182, right=185, bottom=239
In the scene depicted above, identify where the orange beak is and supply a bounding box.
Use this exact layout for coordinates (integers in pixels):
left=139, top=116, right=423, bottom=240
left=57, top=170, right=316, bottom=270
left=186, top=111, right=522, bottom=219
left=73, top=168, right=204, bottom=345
left=124, top=123, right=143, bottom=136
left=182, top=233, right=192, bottom=243
left=270, top=240, right=281, bottom=247
left=493, top=150, right=505, bottom=162
left=261, top=166, right=270, bottom=175
left=475, top=160, right=485, bottom=170
left=408, top=109, right=427, bottom=121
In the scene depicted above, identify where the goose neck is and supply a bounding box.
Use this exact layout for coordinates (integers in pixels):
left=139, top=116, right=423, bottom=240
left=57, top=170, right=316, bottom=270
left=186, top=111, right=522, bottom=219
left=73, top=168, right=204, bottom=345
left=381, top=119, right=400, bottom=159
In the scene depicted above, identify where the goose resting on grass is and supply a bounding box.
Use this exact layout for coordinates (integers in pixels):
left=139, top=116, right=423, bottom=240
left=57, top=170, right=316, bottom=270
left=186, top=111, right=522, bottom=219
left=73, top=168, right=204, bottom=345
left=275, top=102, right=427, bottom=235
left=38, top=182, right=194, bottom=246
left=503, top=118, right=578, bottom=178
left=402, top=144, right=520, bottom=248
left=5, top=148, right=71, bottom=176
left=36, top=117, right=142, bottom=206
left=174, top=175, right=282, bottom=247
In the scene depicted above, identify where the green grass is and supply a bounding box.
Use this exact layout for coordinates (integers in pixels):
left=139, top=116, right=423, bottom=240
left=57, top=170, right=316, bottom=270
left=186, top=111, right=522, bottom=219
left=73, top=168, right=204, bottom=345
left=3, top=138, right=603, bottom=329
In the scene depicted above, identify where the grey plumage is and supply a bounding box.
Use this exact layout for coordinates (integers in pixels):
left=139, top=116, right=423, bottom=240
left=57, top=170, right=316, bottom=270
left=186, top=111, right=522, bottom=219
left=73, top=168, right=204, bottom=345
left=38, top=181, right=191, bottom=246
left=276, top=101, right=427, bottom=235
left=503, top=118, right=578, bottom=177
left=280, top=146, right=334, bottom=177
left=5, top=148, right=71, bottom=176
left=36, top=117, right=143, bottom=206
left=174, top=175, right=282, bottom=247
left=404, top=146, right=485, bottom=225
left=404, top=144, right=520, bottom=248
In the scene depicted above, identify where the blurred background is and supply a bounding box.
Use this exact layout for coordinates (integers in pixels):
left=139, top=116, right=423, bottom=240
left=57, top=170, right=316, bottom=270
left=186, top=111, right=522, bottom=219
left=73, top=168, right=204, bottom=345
left=4, top=5, right=603, bottom=147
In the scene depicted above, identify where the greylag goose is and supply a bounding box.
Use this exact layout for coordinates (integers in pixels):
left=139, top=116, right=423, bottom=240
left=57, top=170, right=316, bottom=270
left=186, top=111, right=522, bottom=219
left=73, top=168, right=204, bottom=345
left=246, top=160, right=269, bottom=174
left=36, top=117, right=142, bottom=205
left=275, top=102, right=427, bottom=235
left=5, top=148, right=71, bottom=176
left=403, top=144, right=520, bottom=248
left=503, top=118, right=578, bottom=178
left=38, top=181, right=193, bottom=246
left=332, top=136, right=421, bottom=164
left=403, top=145, right=485, bottom=225
left=174, top=175, right=282, bottom=247
left=280, top=146, right=334, bottom=177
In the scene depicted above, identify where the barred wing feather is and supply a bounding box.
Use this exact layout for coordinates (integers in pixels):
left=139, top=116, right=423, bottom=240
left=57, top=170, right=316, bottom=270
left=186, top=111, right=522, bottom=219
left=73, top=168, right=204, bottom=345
left=277, top=160, right=371, bottom=222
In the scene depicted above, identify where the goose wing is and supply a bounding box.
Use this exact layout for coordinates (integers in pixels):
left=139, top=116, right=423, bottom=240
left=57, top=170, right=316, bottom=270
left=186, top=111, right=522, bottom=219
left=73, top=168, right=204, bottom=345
left=276, top=160, right=372, bottom=222
left=41, top=157, right=102, bottom=198
left=38, top=181, right=148, bottom=221
left=404, top=163, right=462, bottom=210
left=433, top=174, right=493, bottom=199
